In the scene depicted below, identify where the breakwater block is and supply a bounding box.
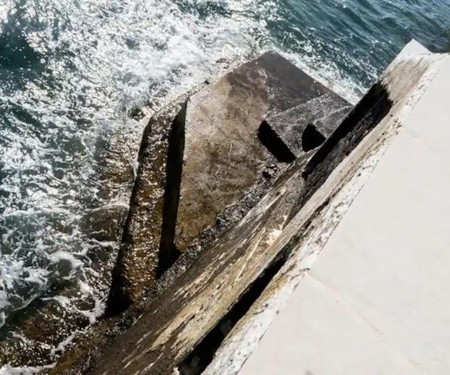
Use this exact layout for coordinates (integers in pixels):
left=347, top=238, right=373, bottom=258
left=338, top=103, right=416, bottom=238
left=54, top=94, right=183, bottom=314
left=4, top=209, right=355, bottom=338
left=108, top=52, right=350, bottom=312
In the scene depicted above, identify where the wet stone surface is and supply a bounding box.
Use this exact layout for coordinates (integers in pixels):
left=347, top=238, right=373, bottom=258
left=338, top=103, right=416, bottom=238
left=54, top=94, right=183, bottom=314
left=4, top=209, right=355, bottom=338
left=173, top=52, right=351, bottom=254
left=106, top=52, right=350, bottom=313
left=106, top=52, right=351, bottom=314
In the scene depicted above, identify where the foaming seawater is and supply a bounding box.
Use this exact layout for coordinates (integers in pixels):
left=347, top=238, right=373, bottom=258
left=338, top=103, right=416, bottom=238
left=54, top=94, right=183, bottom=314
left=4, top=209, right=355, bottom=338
left=0, top=0, right=448, bottom=369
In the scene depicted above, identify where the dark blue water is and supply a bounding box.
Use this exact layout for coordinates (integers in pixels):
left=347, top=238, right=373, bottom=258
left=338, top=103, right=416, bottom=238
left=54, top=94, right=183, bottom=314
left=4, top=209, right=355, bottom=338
left=272, top=0, right=449, bottom=89
left=0, top=0, right=448, bottom=371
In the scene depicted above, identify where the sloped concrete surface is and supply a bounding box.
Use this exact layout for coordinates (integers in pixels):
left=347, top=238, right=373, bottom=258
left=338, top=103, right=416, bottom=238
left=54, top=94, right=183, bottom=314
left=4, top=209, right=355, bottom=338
left=239, top=55, right=450, bottom=375
left=175, top=52, right=350, bottom=251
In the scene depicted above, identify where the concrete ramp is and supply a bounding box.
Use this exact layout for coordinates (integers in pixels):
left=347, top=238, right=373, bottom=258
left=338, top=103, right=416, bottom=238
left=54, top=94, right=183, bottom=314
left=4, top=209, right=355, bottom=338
left=235, top=45, right=450, bottom=375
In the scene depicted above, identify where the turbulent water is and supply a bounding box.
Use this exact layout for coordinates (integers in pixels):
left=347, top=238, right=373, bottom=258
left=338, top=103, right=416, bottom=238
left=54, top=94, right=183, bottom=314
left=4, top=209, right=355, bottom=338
left=0, top=0, right=449, bottom=371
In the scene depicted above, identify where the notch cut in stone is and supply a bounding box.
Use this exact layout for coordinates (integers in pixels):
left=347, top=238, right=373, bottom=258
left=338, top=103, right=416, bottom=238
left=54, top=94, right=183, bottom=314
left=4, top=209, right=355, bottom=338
left=258, top=120, right=296, bottom=163
left=302, top=124, right=326, bottom=152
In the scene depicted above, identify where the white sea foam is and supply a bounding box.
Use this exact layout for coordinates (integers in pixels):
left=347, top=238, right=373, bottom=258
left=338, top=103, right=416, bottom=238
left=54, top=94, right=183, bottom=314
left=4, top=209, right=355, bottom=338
left=0, top=364, right=55, bottom=375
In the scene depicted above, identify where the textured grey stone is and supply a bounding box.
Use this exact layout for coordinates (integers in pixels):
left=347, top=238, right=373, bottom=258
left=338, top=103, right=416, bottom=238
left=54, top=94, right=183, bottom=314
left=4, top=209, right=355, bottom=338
left=173, top=52, right=350, bottom=252
left=265, top=92, right=351, bottom=157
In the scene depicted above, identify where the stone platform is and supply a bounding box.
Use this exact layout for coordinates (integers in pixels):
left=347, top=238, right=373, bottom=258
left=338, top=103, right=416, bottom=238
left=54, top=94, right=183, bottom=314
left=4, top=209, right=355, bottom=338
left=107, top=52, right=351, bottom=312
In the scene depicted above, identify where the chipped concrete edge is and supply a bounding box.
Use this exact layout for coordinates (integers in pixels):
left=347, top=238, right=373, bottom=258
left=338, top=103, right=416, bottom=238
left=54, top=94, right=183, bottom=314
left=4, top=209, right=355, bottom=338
left=203, top=41, right=444, bottom=375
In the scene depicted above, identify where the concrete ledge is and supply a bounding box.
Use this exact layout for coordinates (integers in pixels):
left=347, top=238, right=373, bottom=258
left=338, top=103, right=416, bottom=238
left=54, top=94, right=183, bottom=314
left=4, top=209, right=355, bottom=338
left=237, top=48, right=450, bottom=374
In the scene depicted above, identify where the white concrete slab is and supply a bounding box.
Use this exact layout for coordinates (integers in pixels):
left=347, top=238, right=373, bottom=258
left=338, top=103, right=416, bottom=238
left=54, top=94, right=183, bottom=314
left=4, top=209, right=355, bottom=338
left=396, top=39, right=430, bottom=57
left=239, top=56, right=450, bottom=375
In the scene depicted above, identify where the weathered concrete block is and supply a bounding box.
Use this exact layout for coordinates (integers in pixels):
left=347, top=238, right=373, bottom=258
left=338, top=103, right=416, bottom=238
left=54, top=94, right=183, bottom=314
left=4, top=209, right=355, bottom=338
left=173, top=52, right=350, bottom=252
left=173, top=64, right=269, bottom=252
left=107, top=52, right=350, bottom=312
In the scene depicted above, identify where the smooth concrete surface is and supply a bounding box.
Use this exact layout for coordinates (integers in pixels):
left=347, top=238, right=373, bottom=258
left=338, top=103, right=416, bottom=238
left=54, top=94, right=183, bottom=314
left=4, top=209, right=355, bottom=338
left=239, top=56, right=450, bottom=375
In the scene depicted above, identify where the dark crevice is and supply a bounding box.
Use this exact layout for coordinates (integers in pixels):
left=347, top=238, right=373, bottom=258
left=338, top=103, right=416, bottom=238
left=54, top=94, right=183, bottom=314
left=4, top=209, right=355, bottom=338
left=302, top=124, right=326, bottom=152
left=158, top=103, right=187, bottom=277
left=177, top=250, right=288, bottom=375
left=258, top=120, right=296, bottom=163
